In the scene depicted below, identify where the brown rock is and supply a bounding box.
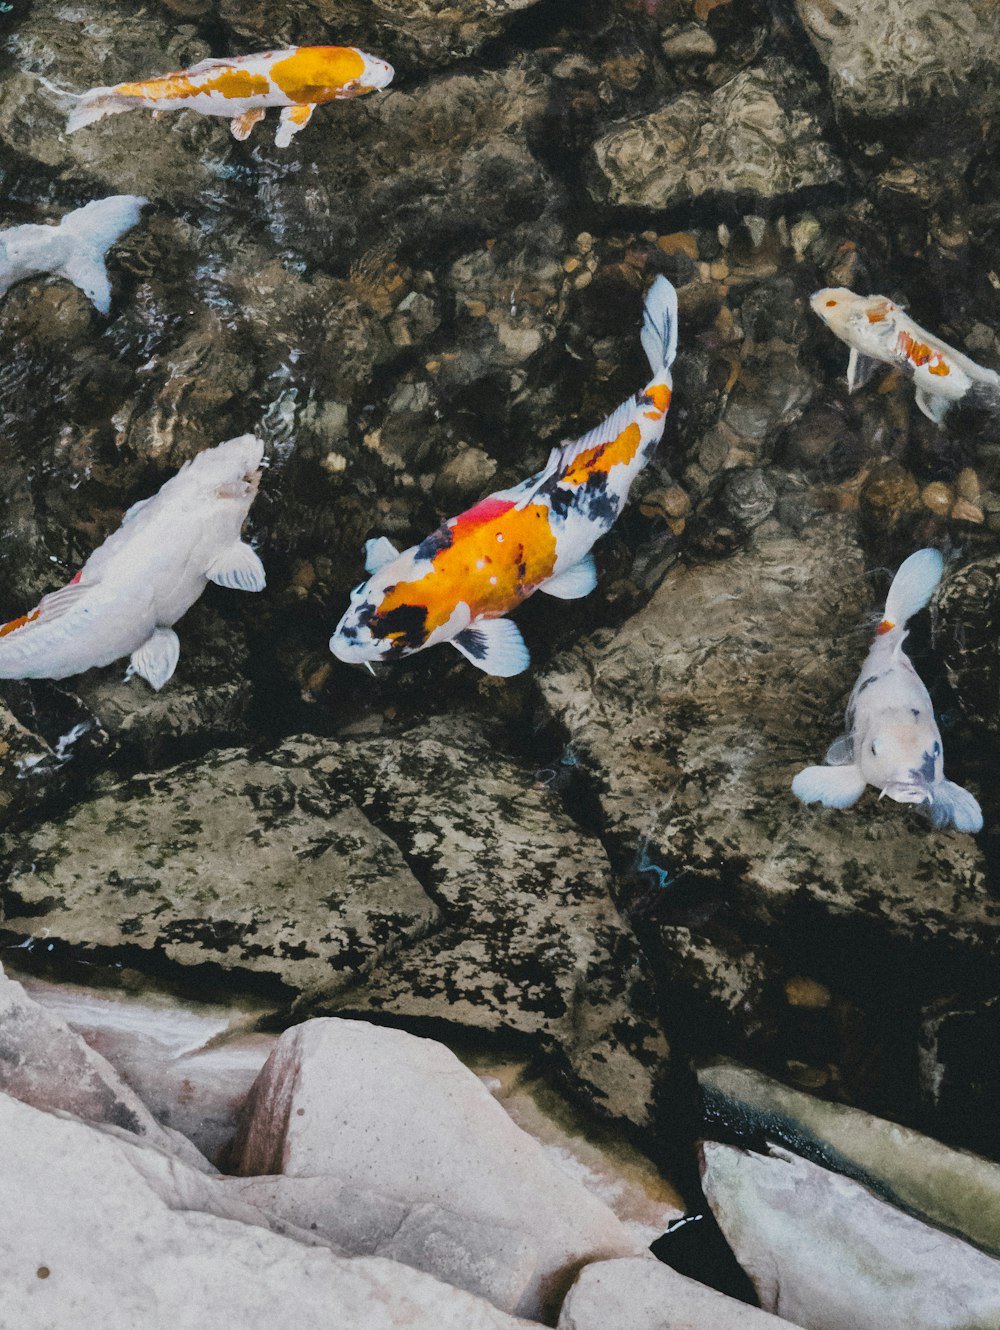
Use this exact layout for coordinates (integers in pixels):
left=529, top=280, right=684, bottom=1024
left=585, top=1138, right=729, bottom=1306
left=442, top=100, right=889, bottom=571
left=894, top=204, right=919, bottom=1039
left=922, top=481, right=954, bottom=515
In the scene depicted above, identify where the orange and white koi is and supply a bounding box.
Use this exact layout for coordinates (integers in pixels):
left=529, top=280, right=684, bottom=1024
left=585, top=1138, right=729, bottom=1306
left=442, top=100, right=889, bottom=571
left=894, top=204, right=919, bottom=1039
left=0, top=435, right=266, bottom=691
left=811, top=286, right=1000, bottom=423
left=330, top=276, right=678, bottom=678
left=793, top=549, right=982, bottom=833
left=65, top=47, right=394, bottom=149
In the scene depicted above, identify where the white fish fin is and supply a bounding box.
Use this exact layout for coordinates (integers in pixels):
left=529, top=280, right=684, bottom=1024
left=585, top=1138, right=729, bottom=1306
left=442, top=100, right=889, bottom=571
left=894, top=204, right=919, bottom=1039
left=452, top=617, right=530, bottom=677
left=206, top=542, right=266, bottom=593
left=364, top=536, right=400, bottom=574
left=914, top=386, right=950, bottom=423
left=34, top=581, right=94, bottom=623
left=65, top=88, right=135, bottom=133
left=641, top=275, right=679, bottom=374
left=540, top=553, right=597, bottom=600
left=275, top=103, right=315, bottom=149
left=58, top=250, right=112, bottom=314
left=824, top=734, right=854, bottom=765
left=121, top=495, right=154, bottom=525
left=230, top=107, right=266, bottom=141
left=514, top=444, right=568, bottom=510
left=518, top=396, right=643, bottom=511
left=884, top=548, right=943, bottom=629
left=847, top=347, right=881, bottom=393
left=792, top=764, right=866, bottom=810
left=930, top=779, right=983, bottom=834
left=127, top=627, right=179, bottom=692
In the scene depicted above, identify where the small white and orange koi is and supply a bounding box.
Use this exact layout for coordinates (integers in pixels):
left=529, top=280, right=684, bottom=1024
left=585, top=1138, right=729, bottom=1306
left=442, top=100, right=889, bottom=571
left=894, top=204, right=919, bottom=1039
left=65, top=46, right=394, bottom=149
left=812, top=287, right=1000, bottom=423
left=0, top=435, right=266, bottom=691
left=330, top=276, right=678, bottom=678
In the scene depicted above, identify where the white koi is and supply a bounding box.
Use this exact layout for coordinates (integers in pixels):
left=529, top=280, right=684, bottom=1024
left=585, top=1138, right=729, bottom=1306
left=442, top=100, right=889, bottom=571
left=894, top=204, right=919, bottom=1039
left=0, top=435, right=266, bottom=691
left=793, top=549, right=982, bottom=833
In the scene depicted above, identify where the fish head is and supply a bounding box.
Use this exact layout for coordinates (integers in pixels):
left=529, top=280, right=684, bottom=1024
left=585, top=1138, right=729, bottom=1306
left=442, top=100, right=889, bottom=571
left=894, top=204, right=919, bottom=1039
left=860, top=710, right=942, bottom=806
left=811, top=288, right=897, bottom=343
left=178, top=434, right=265, bottom=505
left=344, top=50, right=394, bottom=96
left=330, top=556, right=429, bottom=668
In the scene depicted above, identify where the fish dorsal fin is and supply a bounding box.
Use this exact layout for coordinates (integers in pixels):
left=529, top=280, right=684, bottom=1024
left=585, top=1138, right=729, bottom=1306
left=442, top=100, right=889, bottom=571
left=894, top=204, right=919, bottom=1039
left=35, top=580, right=95, bottom=623
left=121, top=495, right=154, bottom=525
left=792, top=763, right=866, bottom=809
left=364, top=536, right=400, bottom=574
left=539, top=553, right=597, bottom=600
left=515, top=397, right=640, bottom=510
left=452, top=617, right=530, bottom=677
left=824, top=734, right=854, bottom=766
left=847, top=347, right=882, bottom=393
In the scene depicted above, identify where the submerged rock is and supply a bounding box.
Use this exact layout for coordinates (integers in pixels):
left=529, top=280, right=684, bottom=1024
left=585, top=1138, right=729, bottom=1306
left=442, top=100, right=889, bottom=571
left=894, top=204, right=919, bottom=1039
left=701, top=1141, right=1000, bottom=1330
left=0, top=1091, right=533, bottom=1330
left=936, top=553, right=1000, bottom=736
left=234, top=1017, right=642, bottom=1320
left=591, top=67, right=842, bottom=208
left=699, top=1059, right=1000, bottom=1258
left=558, top=1255, right=802, bottom=1330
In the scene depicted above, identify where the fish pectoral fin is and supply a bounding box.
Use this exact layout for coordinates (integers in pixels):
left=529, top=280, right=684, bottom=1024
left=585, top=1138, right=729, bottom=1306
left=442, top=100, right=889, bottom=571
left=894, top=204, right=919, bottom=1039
left=364, top=536, right=400, bottom=574
left=230, top=107, right=266, bottom=142
left=57, top=251, right=112, bottom=315
left=847, top=348, right=881, bottom=393
left=275, top=104, right=315, bottom=150
left=930, top=779, right=983, bottom=834
left=914, top=386, right=950, bottom=424
left=824, top=734, right=854, bottom=766
left=127, top=627, right=180, bottom=692
left=539, top=554, right=597, bottom=601
left=452, top=618, right=530, bottom=677
left=792, top=763, right=866, bottom=810
left=207, top=541, right=266, bottom=593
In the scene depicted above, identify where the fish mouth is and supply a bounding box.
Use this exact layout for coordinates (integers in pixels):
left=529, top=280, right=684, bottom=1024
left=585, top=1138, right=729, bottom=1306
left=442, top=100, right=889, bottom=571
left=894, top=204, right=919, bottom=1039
left=879, top=780, right=931, bottom=806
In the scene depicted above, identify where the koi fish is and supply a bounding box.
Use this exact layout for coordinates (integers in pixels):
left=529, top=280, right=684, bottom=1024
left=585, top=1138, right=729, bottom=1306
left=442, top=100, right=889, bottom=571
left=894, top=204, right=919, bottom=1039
left=811, top=287, right=1000, bottom=423
left=330, top=276, right=678, bottom=677
left=0, top=195, right=146, bottom=314
left=792, top=548, right=982, bottom=833
left=0, top=435, right=266, bottom=691
left=65, top=46, right=394, bottom=149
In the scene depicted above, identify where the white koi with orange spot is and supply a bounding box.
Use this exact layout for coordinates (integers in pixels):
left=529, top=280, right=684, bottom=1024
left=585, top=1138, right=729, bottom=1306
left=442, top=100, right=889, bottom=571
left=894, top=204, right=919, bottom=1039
left=0, top=436, right=266, bottom=690
left=811, top=286, right=1000, bottom=423
left=65, top=46, right=394, bottom=148
left=330, top=276, right=678, bottom=677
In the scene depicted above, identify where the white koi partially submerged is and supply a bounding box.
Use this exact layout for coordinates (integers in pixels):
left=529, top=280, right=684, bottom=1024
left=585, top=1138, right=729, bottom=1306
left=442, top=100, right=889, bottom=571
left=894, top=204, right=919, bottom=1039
left=65, top=46, right=394, bottom=149
left=793, top=549, right=982, bottom=833
left=0, top=195, right=146, bottom=314
left=812, top=287, right=1000, bottom=423
left=0, top=435, right=266, bottom=691
left=330, top=276, right=678, bottom=678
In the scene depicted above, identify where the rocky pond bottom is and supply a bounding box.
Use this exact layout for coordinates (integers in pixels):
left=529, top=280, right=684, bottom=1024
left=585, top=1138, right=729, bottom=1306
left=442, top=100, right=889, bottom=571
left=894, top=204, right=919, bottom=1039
left=4, top=961, right=1000, bottom=1329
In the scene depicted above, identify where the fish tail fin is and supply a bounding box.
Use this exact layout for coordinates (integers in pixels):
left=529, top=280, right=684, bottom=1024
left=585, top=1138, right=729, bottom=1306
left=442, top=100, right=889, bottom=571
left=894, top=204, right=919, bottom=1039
left=641, top=276, right=679, bottom=376
left=55, top=196, right=146, bottom=315
left=883, top=548, right=944, bottom=629
left=66, top=87, right=134, bottom=133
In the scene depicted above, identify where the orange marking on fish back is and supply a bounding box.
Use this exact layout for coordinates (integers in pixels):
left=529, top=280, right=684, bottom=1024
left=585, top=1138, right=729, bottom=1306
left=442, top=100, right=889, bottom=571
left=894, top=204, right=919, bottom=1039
left=928, top=358, right=950, bottom=376
left=562, top=422, right=642, bottom=487
left=0, top=608, right=40, bottom=638
left=378, top=501, right=558, bottom=636
left=270, top=47, right=366, bottom=104
left=643, top=383, right=672, bottom=419
left=876, top=619, right=894, bottom=635
left=867, top=309, right=886, bottom=324
left=118, top=66, right=270, bottom=102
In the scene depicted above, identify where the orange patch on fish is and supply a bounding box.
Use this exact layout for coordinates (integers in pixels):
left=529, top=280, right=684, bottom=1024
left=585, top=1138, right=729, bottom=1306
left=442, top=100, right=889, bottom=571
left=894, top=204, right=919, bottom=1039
left=867, top=309, right=887, bottom=324
left=270, top=47, right=366, bottom=103
left=643, top=383, right=672, bottom=419
left=928, top=359, right=951, bottom=376
left=562, top=422, right=643, bottom=486
left=876, top=619, right=895, bottom=635
left=119, top=67, right=270, bottom=102
left=0, top=609, right=40, bottom=638
left=378, top=499, right=558, bottom=636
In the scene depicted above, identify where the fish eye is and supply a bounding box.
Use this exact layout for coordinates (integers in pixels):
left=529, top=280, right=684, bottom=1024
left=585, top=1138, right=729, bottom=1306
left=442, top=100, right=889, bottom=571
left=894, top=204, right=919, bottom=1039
left=933, top=741, right=941, bottom=756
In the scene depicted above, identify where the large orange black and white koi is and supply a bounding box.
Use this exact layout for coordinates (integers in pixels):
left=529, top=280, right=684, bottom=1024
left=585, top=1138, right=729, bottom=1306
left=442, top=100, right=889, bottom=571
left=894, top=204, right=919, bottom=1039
left=812, top=286, right=1000, bottom=423
left=330, top=276, right=678, bottom=677
left=65, top=47, right=394, bottom=149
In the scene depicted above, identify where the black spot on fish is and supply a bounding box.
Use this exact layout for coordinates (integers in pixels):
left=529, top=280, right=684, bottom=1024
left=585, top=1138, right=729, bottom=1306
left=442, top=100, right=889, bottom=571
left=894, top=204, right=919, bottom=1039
left=636, top=390, right=654, bottom=408
left=372, top=602, right=427, bottom=650
left=339, top=625, right=358, bottom=640
left=858, top=674, right=880, bottom=693
left=454, top=627, right=487, bottom=660
left=912, top=708, right=920, bottom=718
left=415, top=524, right=453, bottom=562
left=517, top=560, right=527, bottom=581
left=914, top=750, right=937, bottom=783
